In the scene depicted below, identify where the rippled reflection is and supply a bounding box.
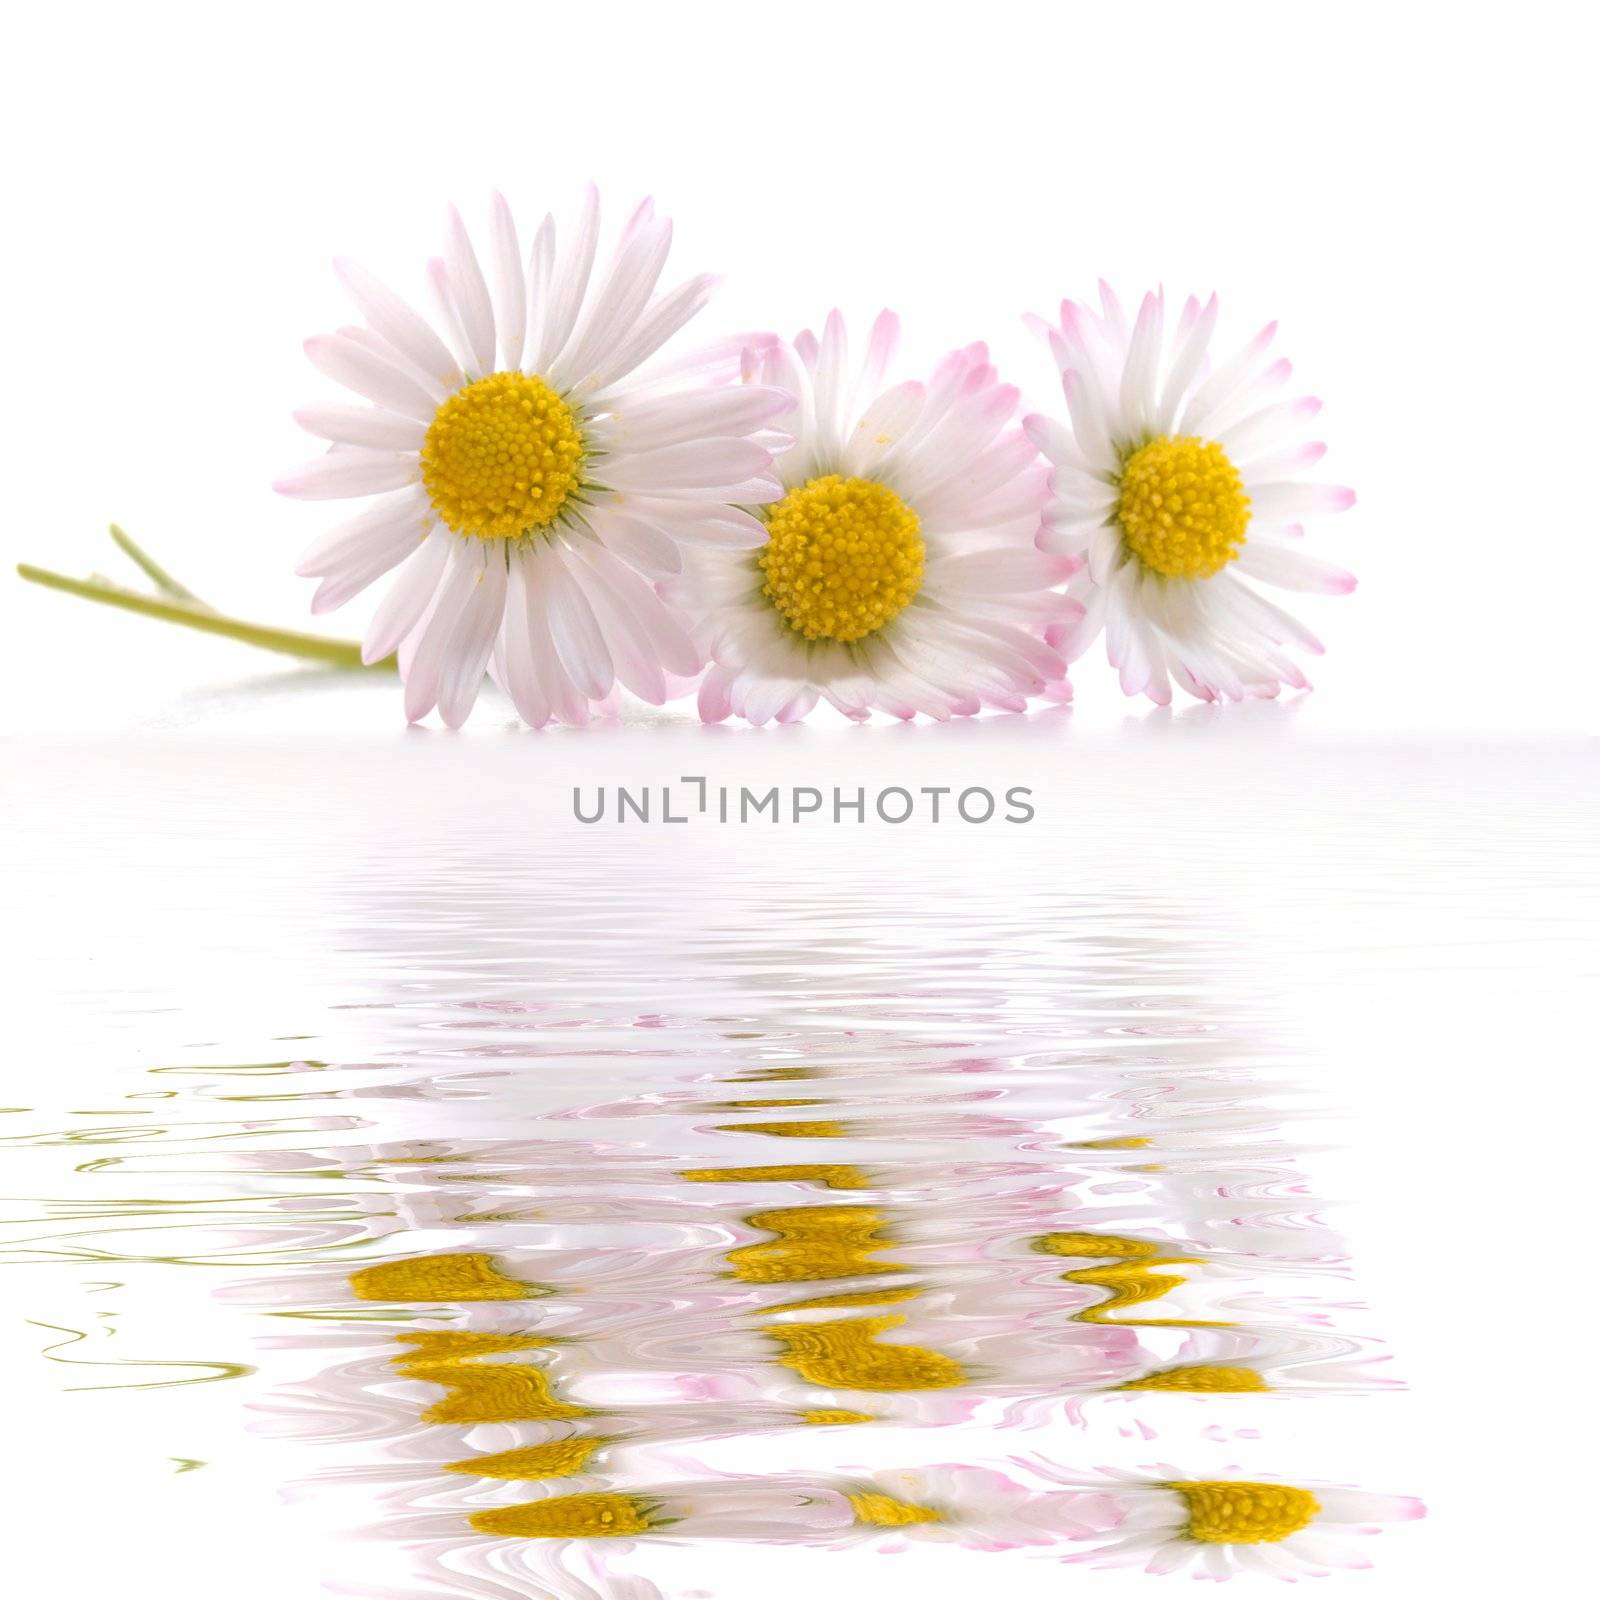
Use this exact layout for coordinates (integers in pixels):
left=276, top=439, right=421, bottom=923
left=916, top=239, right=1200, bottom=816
left=19, top=731, right=1567, bottom=1594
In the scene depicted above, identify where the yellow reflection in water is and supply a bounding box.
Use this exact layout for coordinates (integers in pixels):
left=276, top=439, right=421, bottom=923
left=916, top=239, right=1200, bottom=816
left=390, top=1329, right=591, bottom=1425
left=1033, top=1232, right=1232, bottom=1329
left=350, top=1253, right=548, bottom=1302
left=1170, top=1481, right=1320, bottom=1544
left=766, top=1314, right=967, bottom=1391
left=849, top=1491, right=943, bottom=1527
left=392, top=1329, right=553, bottom=1371
left=713, top=1120, right=850, bottom=1138
left=1119, top=1364, right=1267, bottom=1393
left=776, top=1285, right=921, bottom=1310
left=681, top=1163, right=870, bottom=1190
left=446, top=1436, right=609, bottom=1479
left=718, top=1098, right=829, bottom=1109
left=468, top=1492, right=662, bottom=1538
left=727, top=1205, right=904, bottom=1284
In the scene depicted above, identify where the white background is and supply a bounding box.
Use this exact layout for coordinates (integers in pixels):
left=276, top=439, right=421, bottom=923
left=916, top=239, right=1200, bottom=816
left=2, top=6, right=1597, bottom=1599
left=1, top=0, right=1596, bottom=733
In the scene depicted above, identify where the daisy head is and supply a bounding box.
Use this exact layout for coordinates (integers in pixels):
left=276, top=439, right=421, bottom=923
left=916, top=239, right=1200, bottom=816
left=1026, top=286, right=1357, bottom=704
left=672, top=311, right=1078, bottom=724
left=277, top=189, right=789, bottom=727
left=1050, top=1465, right=1424, bottom=1580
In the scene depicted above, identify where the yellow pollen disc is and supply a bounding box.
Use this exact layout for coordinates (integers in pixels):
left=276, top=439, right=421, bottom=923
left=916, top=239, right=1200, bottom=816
left=800, top=1408, right=875, bottom=1425
left=425, top=1366, right=590, bottom=1425
left=1119, top=1364, right=1268, bottom=1393
left=778, top=1285, right=921, bottom=1310
left=392, top=1330, right=552, bottom=1373
left=849, top=1492, right=943, bottom=1528
left=1070, top=1136, right=1153, bottom=1151
left=720, top=1097, right=830, bottom=1108
left=765, top=1314, right=967, bottom=1391
left=759, top=474, right=924, bottom=643
left=349, top=1252, right=547, bottom=1302
left=446, top=1437, right=609, bottom=1480
left=1117, top=435, right=1250, bottom=579
left=421, top=371, right=584, bottom=540
left=469, top=1491, right=660, bottom=1540
left=1169, top=1481, right=1320, bottom=1544
left=680, top=1163, right=870, bottom=1190
left=1034, top=1232, right=1161, bottom=1259
left=716, top=1119, right=849, bottom=1138
left=727, top=1205, right=903, bottom=1284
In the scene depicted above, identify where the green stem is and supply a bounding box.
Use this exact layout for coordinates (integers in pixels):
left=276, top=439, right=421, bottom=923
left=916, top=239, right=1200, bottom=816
left=16, top=563, right=395, bottom=672
left=107, top=523, right=210, bottom=607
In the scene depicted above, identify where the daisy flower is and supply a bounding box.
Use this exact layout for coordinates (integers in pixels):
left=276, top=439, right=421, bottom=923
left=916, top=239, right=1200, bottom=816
left=277, top=189, right=789, bottom=727
left=673, top=312, right=1078, bottom=723
left=1026, top=286, right=1357, bottom=703
left=1031, top=1463, right=1423, bottom=1580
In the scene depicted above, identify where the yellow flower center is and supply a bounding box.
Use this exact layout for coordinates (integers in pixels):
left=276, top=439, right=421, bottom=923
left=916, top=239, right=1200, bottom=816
left=421, top=372, right=584, bottom=540
left=779, top=1285, right=921, bottom=1310
left=446, top=1437, right=609, bottom=1480
left=417, top=1361, right=591, bottom=1425
left=468, top=1491, right=660, bottom=1539
left=728, top=1205, right=903, bottom=1284
left=849, top=1492, right=943, bottom=1528
left=720, top=1097, right=829, bottom=1108
left=1170, top=1481, right=1320, bottom=1544
left=765, top=1314, right=967, bottom=1391
left=800, top=1408, right=875, bottom=1425
left=1034, top=1231, right=1161, bottom=1259
left=1117, top=436, right=1250, bottom=579
left=1119, top=1364, right=1268, bottom=1393
left=392, top=1330, right=552, bottom=1372
left=759, top=474, right=924, bottom=643
left=349, top=1252, right=547, bottom=1302
left=717, top=1119, right=849, bottom=1138
left=681, top=1164, right=870, bottom=1190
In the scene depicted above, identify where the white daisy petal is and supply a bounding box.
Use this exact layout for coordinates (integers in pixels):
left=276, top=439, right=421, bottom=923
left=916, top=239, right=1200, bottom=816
left=295, top=486, right=428, bottom=577
left=274, top=449, right=417, bottom=501
left=436, top=551, right=508, bottom=728
left=402, top=540, right=484, bottom=722
left=293, top=405, right=427, bottom=451
left=1234, top=540, right=1357, bottom=594
left=585, top=508, right=684, bottom=579
left=485, top=192, right=527, bottom=374
left=584, top=273, right=720, bottom=398
left=534, top=184, right=600, bottom=375
left=442, top=204, right=497, bottom=378
left=521, top=213, right=556, bottom=375
left=500, top=550, right=551, bottom=728
left=591, top=386, right=791, bottom=455
left=539, top=542, right=614, bottom=700
left=362, top=533, right=450, bottom=664
left=841, top=380, right=926, bottom=477
left=332, top=258, right=462, bottom=391
left=1248, top=480, right=1357, bottom=521
left=303, top=333, right=439, bottom=421
left=1118, top=289, right=1164, bottom=437
left=552, top=203, right=670, bottom=388
left=600, top=438, right=773, bottom=493
left=1218, top=392, right=1321, bottom=460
